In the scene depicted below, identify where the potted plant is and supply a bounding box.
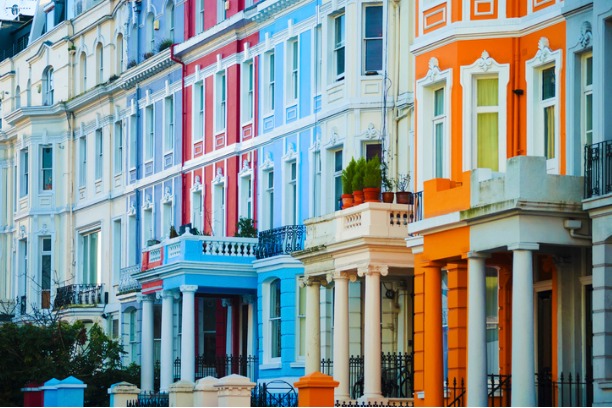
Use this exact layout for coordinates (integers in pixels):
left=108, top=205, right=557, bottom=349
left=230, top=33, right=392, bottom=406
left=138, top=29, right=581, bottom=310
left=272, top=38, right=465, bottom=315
left=395, top=173, right=413, bottom=204
left=352, top=157, right=366, bottom=205
left=341, top=158, right=357, bottom=209
left=169, top=225, right=179, bottom=238
left=381, top=174, right=395, bottom=203
left=363, top=155, right=382, bottom=202
left=235, top=216, right=257, bottom=238
left=158, top=39, right=173, bottom=52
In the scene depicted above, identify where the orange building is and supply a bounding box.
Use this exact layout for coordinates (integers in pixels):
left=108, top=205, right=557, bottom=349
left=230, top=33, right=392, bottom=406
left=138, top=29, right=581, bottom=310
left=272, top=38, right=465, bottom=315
left=408, top=0, right=604, bottom=406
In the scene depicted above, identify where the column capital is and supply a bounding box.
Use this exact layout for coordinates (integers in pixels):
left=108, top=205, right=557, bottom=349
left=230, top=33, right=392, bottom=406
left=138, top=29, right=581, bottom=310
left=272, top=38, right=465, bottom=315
left=222, top=298, right=232, bottom=308
left=137, top=293, right=155, bottom=303
left=329, top=270, right=358, bottom=283
left=464, top=251, right=490, bottom=259
left=357, top=264, right=388, bottom=278
left=241, top=294, right=256, bottom=305
left=299, top=275, right=327, bottom=288
left=180, top=284, right=198, bottom=293
left=157, top=290, right=179, bottom=300
left=508, top=242, right=539, bottom=251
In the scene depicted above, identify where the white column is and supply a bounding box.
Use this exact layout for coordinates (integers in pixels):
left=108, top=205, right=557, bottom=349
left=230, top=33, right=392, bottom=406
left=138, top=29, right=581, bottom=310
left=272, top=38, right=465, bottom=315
left=242, top=295, right=256, bottom=356
left=333, top=272, right=352, bottom=400
left=160, top=290, right=175, bottom=392
left=467, top=252, right=488, bottom=406
left=358, top=265, right=388, bottom=401
left=181, top=285, right=198, bottom=383
left=140, top=294, right=155, bottom=393
left=304, top=277, right=322, bottom=374
left=509, top=243, right=538, bottom=407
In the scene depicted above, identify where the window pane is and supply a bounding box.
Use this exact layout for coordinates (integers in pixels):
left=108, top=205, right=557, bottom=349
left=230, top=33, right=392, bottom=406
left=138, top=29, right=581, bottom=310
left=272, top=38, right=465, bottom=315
left=477, top=78, right=498, bottom=106
left=334, top=150, right=343, bottom=172
left=542, top=66, right=555, bottom=100
left=42, top=147, right=52, bottom=168
left=544, top=106, right=555, bottom=159
left=586, top=56, right=592, bottom=86
left=435, top=122, right=444, bottom=178
left=365, top=6, right=383, bottom=38
left=477, top=112, right=499, bottom=171
left=434, top=88, right=444, bottom=116
left=41, top=254, right=51, bottom=290
left=336, top=47, right=345, bottom=77
left=586, top=93, right=593, bottom=136
left=365, top=39, right=382, bottom=72
left=335, top=15, right=344, bottom=47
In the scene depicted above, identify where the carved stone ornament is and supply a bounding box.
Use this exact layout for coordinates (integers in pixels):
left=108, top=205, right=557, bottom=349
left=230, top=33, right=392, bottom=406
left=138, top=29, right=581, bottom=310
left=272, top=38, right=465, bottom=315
left=128, top=202, right=137, bottom=216
left=162, top=186, right=172, bottom=203
left=212, top=167, right=224, bottom=184
left=283, top=143, right=297, bottom=161
left=260, top=152, right=274, bottom=170
left=579, top=21, right=592, bottom=49
left=143, top=194, right=152, bottom=210
left=477, top=50, right=493, bottom=72
left=191, top=175, right=202, bottom=192
left=40, top=224, right=48, bottom=235
left=426, top=57, right=441, bottom=82
left=20, top=225, right=26, bottom=238
left=363, top=123, right=380, bottom=140
left=536, top=37, right=552, bottom=63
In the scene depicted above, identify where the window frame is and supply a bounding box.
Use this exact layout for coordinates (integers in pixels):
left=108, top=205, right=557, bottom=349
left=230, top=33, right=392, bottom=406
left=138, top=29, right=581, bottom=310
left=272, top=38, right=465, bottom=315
left=43, top=66, right=54, bottom=106
left=264, top=52, right=275, bottom=115
left=97, top=43, right=104, bottom=83
left=20, top=148, right=28, bottom=197
left=95, top=129, right=103, bottom=181
left=242, top=61, right=254, bottom=123
left=79, top=136, right=87, bottom=188
left=40, top=236, right=52, bottom=309
left=164, top=95, right=175, bottom=153
left=333, top=149, right=343, bottom=211
left=41, top=145, right=53, bottom=191
left=333, top=14, right=346, bottom=81
left=263, top=278, right=282, bottom=363
left=215, top=71, right=227, bottom=133
left=80, top=229, right=101, bottom=285
left=287, top=39, right=299, bottom=103
left=193, top=80, right=205, bottom=142
left=362, top=5, right=383, bottom=75
left=114, top=120, right=123, bottom=176
left=296, top=278, right=306, bottom=361
left=145, top=104, right=155, bottom=162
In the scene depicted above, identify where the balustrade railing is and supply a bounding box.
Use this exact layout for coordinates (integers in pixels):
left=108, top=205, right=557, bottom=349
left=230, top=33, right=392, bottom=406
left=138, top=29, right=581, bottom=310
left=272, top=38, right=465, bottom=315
left=584, top=140, right=612, bottom=198
left=202, top=238, right=257, bottom=257
left=53, top=284, right=105, bottom=309
left=118, top=265, right=141, bottom=294
left=256, top=225, right=306, bottom=259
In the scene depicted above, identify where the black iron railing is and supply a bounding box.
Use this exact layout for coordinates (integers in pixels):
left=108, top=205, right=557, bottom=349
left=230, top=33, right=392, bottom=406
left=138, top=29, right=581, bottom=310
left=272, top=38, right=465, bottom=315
left=335, top=400, right=414, bottom=407
left=173, top=354, right=258, bottom=382
left=584, top=140, right=612, bottom=198
left=487, top=374, right=511, bottom=407
left=536, top=371, right=592, bottom=407
left=251, top=380, right=298, bottom=407
left=256, top=225, right=306, bottom=259
left=53, top=284, right=105, bottom=309
left=127, top=392, right=169, bottom=407
left=444, top=377, right=465, bottom=407
left=321, top=352, right=412, bottom=400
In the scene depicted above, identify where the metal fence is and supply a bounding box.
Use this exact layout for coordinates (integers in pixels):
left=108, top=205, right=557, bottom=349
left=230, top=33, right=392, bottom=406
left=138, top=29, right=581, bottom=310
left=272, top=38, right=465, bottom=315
left=536, top=371, right=593, bottom=407
left=53, top=284, right=105, bottom=309
left=173, top=354, right=258, bottom=382
left=321, top=352, right=412, bottom=400
left=251, top=380, right=298, bottom=407
left=335, top=400, right=414, bottom=407
left=127, top=392, right=169, bottom=407
left=584, top=140, right=612, bottom=198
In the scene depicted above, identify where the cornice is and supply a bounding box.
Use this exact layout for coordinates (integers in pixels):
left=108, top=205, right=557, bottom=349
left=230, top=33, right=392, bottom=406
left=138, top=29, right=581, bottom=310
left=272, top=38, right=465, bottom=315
left=244, top=0, right=301, bottom=23
left=117, top=49, right=176, bottom=90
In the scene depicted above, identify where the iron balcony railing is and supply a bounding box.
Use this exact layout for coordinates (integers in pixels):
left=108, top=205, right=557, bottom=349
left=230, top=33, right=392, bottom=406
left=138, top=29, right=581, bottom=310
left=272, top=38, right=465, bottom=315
left=256, top=225, right=306, bottom=259
left=584, top=140, right=612, bottom=198
left=118, top=264, right=141, bottom=294
left=53, top=284, right=106, bottom=310
left=172, top=354, right=258, bottom=382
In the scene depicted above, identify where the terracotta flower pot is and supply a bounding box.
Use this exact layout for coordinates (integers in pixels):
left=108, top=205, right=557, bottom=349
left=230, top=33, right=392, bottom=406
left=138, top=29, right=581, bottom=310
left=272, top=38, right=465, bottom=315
left=341, top=194, right=354, bottom=209
left=353, top=190, right=364, bottom=205
left=363, top=187, right=381, bottom=202
left=396, top=191, right=413, bottom=205
left=381, top=191, right=395, bottom=203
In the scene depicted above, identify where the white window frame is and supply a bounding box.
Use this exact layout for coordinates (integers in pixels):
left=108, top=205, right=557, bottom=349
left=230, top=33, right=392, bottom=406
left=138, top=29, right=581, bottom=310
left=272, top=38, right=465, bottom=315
left=296, top=277, right=306, bottom=361
left=313, top=24, right=322, bottom=93
left=97, top=43, right=104, bottom=83
left=40, top=236, right=52, bottom=309
left=79, top=136, right=87, bottom=188
left=362, top=5, right=383, bottom=75
left=95, top=129, right=103, bottom=181
left=264, top=52, right=275, bottom=115
left=215, top=71, right=227, bottom=133
left=581, top=52, right=593, bottom=172
left=190, top=176, right=203, bottom=232
left=161, top=192, right=174, bottom=240
left=146, top=13, right=155, bottom=53
left=310, top=149, right=322, bottom=217
left=80, top=52, right=87, bottom=93
left=43, top=67, right=54, bottom=106
left=525, top=39, right=562, bottom=174
left=145, top=104, right=155, bottom=162
left=238, top=168, right=253, bottom=220
left=460, top=52, right=509, bottom=172
left=114, top=120, right=123, bottom=176
left=263, top=278, right=282, bottom=364
left=112, top=218, right=123, bottom=285
left=164, top=95, right=174, bottom=153
left=332, top=149, right=343, bottom=212
left=116, top=34, right=124, bottom=74
left=166, top=2, right=175, bottom=42
left=241, top=61, right=254, bottom=123
left=127, top=210, right=137, bottom=265
left=193, top=80, right=205, bottom=142
left=217, top=0, right=226, bottom=23
left=196, top=0, right=205, bottom=33
left=80, top=228, right=101, bottom=285
left=129, top=114, right=137, bottom=170
left=333, top=14, right=345, bottom=81
left=416, top=60, right=452, bottom=191
left=20, top=148, right=28, bottom=197
left=142, top=200, right=154, bottom=244
left=284, top=160, right=298, bottom=225
left=212, top=175, right=226, bottom=237
left=262, top=166, right=274, bottom=230
left=286, top=39, right=299, bottom=103
left=41, top=145, right=53, bottom=191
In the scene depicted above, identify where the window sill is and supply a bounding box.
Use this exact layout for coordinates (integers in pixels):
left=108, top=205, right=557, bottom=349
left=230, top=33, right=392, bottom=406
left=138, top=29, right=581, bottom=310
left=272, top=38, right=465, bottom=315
left=259, top=362, right=282, bottom=370
left=289, top=361, right=305, bottom=368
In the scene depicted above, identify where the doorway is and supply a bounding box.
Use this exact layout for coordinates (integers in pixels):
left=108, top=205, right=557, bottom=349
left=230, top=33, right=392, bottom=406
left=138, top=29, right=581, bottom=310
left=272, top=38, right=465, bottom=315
left=537, top=290, right=553, bottom=407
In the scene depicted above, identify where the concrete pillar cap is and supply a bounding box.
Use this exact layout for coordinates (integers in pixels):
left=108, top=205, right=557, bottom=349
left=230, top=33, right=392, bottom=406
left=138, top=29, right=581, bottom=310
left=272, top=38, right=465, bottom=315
left=195, top=376, right=219, bottom=391
left=215, top=374, right=255, bottom=389
left=294, top=371, right=340, bottom=389
left=169, top=380, right=195, bottom=392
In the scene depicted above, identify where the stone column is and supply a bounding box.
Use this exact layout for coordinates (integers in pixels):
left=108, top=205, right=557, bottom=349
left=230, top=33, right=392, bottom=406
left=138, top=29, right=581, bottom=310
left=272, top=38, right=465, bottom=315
left=509, top=243, right=538, bottom=407
left=181, top=285, right=198, bottom=383
left=160, top=290, right=176, bottom=392
left=303, top=276, right=322, bottom=374
left=422, top=262, right=444, bottom=407
left=222, top=298, right=233, bottom=355
left=139, top=294, right=155, bottom=393
left=241, top=295, right=256, bottom=357
left=466, top=252, right=488, bottom=406
left=332, top=271, right=354, bottom=401
left=593, top=239, right=612, bottom=406
left=357, top=265, right=388, bottom=401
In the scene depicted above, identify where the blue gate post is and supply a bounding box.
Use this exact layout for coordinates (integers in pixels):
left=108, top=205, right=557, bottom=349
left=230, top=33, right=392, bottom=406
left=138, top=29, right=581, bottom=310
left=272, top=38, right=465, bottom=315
left=56, top=376, right=87, bottom=407
left=42, top=378, right=60, bottom=407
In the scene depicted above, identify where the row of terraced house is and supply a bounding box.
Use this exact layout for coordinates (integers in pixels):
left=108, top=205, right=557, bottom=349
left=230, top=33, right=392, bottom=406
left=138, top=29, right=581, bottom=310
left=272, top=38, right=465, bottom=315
left=0, top=0, right=611, bottom=406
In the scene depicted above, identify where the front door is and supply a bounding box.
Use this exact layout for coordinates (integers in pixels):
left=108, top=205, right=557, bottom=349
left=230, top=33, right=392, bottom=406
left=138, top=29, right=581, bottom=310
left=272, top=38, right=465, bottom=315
left=537, top=290, right=553, bottom=407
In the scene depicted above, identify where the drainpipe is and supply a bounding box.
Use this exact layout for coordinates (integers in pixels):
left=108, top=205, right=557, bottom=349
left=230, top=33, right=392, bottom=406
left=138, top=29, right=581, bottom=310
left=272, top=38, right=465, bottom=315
left=170, top=44, right=186, bottom=224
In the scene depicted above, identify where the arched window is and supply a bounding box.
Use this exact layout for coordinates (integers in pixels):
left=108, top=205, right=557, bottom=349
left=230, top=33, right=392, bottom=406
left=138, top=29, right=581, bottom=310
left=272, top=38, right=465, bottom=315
left=116, top=34, right=124, bottom=74
left=96, top=43, right=104, bottom=83
left=15, top=85, right=21, bottom=109
left=80, top=52, right=87, bottom=92
left=166, top=1, right=175, bottom=42
left=42, top=66, right=54, bottom=106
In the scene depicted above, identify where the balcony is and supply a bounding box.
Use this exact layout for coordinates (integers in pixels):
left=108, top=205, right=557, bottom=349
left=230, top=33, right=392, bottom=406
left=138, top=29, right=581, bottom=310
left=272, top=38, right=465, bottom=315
left=53, top=284, right=106, bottom=310
left=255, top=225, right=306, bottom=259
left=141, top=233, right=259, bottom=272
left=584, top=140, right=612, bottom=199
left=118, top=265, right=142, bottom=294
